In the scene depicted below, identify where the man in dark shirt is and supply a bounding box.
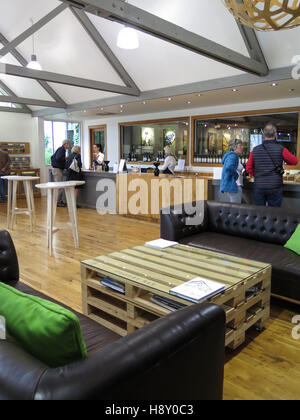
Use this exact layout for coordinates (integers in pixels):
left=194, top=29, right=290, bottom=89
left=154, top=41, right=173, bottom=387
left=0, top=150, right=11, bottom=202
left=51, top=139, right=71, bottom=206
left=246, top=123, right=298, bottom=207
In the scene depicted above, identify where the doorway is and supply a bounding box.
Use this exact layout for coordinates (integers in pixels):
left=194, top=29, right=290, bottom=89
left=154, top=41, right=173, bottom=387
left=89, top=125, right=107, bottom=168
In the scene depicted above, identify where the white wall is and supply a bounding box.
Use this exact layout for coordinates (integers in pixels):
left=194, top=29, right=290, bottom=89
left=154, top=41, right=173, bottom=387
left=0, top=112, right=41, bottom=168
left=83, top=97, right=300, bottom=172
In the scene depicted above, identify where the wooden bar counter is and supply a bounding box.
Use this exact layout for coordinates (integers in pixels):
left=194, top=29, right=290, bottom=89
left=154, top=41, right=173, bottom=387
left=117, top=172, right=213, bottom=222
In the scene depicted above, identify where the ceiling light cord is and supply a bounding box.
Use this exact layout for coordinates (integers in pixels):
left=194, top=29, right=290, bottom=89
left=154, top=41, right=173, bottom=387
left=31, top=18, right=35, bottom=55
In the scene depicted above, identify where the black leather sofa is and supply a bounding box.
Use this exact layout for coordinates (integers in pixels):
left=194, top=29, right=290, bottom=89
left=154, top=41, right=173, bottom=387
left=0, top=230, right=225, bottom=400
left=161, top=201, right=300, bottom=304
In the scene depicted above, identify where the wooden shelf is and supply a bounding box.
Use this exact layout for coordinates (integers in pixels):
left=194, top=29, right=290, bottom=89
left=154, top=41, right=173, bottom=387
left=0, top=142, right=30, bottom=155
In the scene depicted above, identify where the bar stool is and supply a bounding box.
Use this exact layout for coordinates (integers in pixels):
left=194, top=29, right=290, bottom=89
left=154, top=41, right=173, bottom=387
left=2, top=175, right=40, bottom=232
left=35, top=181, right=85, bottom=256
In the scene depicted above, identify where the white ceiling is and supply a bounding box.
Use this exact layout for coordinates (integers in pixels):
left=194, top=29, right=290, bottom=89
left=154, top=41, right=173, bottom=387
left=0, top=0, right=299, bottom=110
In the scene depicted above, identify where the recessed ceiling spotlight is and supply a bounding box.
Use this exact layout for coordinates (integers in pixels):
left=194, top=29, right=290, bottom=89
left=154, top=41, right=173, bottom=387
left=187, top=101, right=191, bottom=104
left=271, top=83, right=278, bottom=87
left=168, top=97, right=172, bottom=101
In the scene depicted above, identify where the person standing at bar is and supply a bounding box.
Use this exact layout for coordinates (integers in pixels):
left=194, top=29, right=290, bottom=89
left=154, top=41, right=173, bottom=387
left=160, top=146, right=177, bottom=175
left=51, top=139, right=71, bottom=207
left=220, top=139, right=244, bottom=203
left=66, top=146, right=84, bottom=205
left=92, top=144, right=104, bottom=169
left=0, top=150, right=10, bottom=203
left=246, top=122, right=298, bottom=207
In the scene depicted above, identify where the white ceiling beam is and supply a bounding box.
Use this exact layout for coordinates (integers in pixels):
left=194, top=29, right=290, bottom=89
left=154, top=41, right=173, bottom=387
left=58, top=0, right=269, bottom=76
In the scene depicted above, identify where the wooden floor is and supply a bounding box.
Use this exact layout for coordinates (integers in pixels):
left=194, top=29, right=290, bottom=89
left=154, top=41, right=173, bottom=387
left=0, top=198, right=299, bottom=400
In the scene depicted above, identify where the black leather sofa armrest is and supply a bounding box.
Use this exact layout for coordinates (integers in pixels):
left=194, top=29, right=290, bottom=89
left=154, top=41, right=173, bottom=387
left=35, top=303, right=225, bottom=400
left=160, top=201, right=208, bottom=241
left=0, top=340, right=47, bottom=401
left=0, top=230, right=19, bottom=286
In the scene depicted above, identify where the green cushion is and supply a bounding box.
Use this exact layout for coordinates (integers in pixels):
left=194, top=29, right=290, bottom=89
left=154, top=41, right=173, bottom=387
left=284, top=224, right=300, bottom=256
left=0, top=283, right=87, bottom=367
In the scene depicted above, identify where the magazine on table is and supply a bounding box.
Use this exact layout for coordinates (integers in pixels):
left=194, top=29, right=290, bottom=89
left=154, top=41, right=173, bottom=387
left=145, top=239, right=178, bottom=249
left=100, top=278, right=125, bottom=294
left=169, top=277, right=225, bottom=303
left=151, top=295, right=187, bottom=312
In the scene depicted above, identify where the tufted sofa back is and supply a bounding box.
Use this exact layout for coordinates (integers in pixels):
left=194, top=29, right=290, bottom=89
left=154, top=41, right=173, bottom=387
left=207, top=201, right=300, bottom=246
left=161, top=201, right=300, bottom=246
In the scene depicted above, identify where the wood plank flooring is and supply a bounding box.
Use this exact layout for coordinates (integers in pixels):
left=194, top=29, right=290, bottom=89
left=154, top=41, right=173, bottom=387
left=0, top=198, right=299, bottom=400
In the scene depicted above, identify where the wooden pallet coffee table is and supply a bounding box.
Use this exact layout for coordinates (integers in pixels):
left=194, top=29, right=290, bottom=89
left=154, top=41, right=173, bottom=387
left=81, top=244, right=271, bottom=350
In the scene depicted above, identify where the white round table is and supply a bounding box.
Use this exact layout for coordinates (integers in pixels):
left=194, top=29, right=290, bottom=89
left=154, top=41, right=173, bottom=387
left=35, top=181, right=85, bottom=256
left=2, top=175, right=40, bottom=232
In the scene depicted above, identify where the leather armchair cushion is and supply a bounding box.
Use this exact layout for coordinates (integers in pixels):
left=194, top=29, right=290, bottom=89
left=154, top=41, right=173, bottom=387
left=185, top=232, right=300, bottom=302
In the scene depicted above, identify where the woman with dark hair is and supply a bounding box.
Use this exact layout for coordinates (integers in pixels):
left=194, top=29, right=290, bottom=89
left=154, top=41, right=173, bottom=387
left=66, top=146, right=84, bottom=203
left=92, top=144, right=104, bottom=169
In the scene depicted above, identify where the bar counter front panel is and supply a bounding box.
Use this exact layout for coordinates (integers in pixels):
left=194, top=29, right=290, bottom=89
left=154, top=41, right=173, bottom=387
left=49, top=169, right=300, bottom=213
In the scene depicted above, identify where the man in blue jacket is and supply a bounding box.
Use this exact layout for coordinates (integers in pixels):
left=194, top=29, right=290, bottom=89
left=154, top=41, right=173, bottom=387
left=220, top=139, right=244, bottom=203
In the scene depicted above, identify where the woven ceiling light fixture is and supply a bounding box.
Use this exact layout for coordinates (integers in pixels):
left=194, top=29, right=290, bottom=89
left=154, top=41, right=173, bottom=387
left=223, top=0, right=300, bottom=30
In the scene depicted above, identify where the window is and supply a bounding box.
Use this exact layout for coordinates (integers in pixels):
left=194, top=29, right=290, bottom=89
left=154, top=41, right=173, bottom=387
left=44, top=121, right=80, bottom=165
left=120, top=118, right=189, bottom=163
left=193, top=112, right=299, bottom=165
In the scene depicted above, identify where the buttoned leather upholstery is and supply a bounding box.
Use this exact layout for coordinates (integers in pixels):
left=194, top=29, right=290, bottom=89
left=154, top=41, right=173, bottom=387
left=161, top=201, right=300, bottom=302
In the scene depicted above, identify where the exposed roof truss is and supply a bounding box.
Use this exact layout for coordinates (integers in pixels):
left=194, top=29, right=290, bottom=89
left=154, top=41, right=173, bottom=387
left=0, top=0, right=271, bottom=115
left=59, top=0, right=269, bottom=76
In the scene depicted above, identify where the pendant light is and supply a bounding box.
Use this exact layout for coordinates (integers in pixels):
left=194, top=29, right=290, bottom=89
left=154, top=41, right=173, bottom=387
left=117, top=1, right=139, bottom=49
left=27, top=18, right=42, bottom=70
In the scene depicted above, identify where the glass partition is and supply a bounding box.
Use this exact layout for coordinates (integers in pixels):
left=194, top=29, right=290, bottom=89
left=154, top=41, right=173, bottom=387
left=193, top=112, right=299, bottom=165
left=120, top=118, right=189, bottom=163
